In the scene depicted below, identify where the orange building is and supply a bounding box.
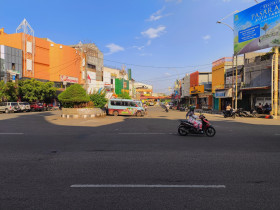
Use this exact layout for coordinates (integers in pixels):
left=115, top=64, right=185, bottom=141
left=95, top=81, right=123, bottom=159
left=0, top=26, right=82, bottom=87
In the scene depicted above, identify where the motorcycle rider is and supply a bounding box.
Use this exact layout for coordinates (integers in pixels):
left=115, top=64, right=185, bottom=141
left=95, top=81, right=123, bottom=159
left=186, top=105, right=202, bottom=131
left=226, top=104, right=232, bottom=116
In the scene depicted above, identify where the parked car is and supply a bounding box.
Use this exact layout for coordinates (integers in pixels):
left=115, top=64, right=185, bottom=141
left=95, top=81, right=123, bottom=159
left=0, top=102, right=20, bottom=113
left=18, top=102, right=31, bottom=112
left=43, top=103, right=54, bottom=111
left=30, top=102, right=44, bottom=112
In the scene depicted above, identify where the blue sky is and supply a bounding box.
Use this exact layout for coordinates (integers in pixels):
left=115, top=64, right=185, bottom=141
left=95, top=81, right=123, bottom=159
left=0, top=0, right=265, bottom=93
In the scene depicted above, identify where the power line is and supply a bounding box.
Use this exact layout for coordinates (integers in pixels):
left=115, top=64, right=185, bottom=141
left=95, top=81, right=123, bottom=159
left=103, top=58, right=212, bottom=69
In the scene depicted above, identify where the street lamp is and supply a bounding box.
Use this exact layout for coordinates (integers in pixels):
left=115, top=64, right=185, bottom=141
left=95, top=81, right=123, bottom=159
left=216, top=10, right=239, bottom=109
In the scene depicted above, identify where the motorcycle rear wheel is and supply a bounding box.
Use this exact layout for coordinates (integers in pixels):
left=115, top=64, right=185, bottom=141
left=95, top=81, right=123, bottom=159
left=205, top=126, right=216, bottom=137
left=178, top=126, right=188, bottom=136
left=232, top=114, right=236, bottom=119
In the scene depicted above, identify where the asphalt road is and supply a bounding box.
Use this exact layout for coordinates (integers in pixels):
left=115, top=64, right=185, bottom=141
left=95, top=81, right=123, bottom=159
left=0, top=107, right=280, bottom=210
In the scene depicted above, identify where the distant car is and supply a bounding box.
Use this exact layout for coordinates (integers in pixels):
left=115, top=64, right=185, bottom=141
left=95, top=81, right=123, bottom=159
left=43, top=103, right=54, bottom=111
left=18, top=102, right=31, bottom=112
left=30, top=102, right=44, bottom=112
left=0, top=102, right=20, bottom=113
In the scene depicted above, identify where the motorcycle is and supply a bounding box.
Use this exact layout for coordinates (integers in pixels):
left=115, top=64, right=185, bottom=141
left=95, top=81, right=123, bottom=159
left=223, top=109, right=236, bottom=119
left=178, top=114, right=216, bottom=137
left=236, top=108, right=257, bottom=118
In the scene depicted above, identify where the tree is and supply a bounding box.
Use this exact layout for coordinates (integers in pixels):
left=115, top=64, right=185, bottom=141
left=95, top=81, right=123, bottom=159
left=19, top=79, right=44, bottom=102
left=18, top=79, right=57, bottom=102
left=117, top=92, right=131, bottom=99
left=89, top=89, right=108, bottom=108
left=0, top=81, right=18, bottom=102
left=0, top=81, right=7, bottom=102
left=42, top=82, right=57, bottom=103
left=5, top=82, right=18, bottom=102
left=58, top=84, right=90, bottom=108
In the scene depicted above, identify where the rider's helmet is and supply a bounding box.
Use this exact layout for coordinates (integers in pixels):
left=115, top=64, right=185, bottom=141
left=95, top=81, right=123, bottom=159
left=189, top=105, right=195, bottom=112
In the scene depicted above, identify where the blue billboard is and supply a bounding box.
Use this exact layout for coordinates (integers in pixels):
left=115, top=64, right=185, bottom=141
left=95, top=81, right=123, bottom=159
left=234, top=0, right=280, bottom=55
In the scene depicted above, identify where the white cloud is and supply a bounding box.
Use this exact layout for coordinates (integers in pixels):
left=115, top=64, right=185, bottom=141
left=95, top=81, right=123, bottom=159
left=141, top=26, right=166, bottom=39
left=147, top=40, right=152, bottom=46
left=105, top=43, right=124, bottom=55
left=164, top=72, right=171, bottom=76
left=202, top=35, right=211, bottom=40
left=223, top=0, right=231, bottom=2
left=147, top=7, right=170, bottom=22
left=132, top=45, right=145, bottom=50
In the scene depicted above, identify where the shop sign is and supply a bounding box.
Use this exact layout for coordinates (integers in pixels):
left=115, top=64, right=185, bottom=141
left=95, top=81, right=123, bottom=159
left=190, top=85, right=204, bottom=95
left=215, top=91, right=225, bottom=98
left=215, top=88, right=233, bottom=98
left=60, top=75, right=78, bottom=83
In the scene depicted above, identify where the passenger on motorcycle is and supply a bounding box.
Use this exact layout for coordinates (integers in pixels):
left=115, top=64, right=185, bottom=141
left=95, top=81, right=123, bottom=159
left=186, top=106, right=202, bottom=131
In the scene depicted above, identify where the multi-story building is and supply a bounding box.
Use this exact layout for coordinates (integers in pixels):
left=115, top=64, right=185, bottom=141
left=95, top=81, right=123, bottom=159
left=0, top=20, right=82, bottom=88
left=241, top=53, right=276, bottom=111
left=189, top=71, right=212, bottom=109
left=134, top=82, right=153, bottom=100
left=180, top=74, right=190, bottom=106
left=0, top=45, right=22, bottom=82
left=212, top=57, right=236, bottom=110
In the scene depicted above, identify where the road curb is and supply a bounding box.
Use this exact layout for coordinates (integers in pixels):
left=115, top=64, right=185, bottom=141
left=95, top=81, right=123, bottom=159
left=61, top=113, right=106, bottom=119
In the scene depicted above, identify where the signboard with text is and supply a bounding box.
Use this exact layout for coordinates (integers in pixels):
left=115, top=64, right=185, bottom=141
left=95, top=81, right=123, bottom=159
left=234, top=0, right=280, bottom=55
left=60, top=75, right=78, bottom=84
left=190, top=85, right=204, bottom=95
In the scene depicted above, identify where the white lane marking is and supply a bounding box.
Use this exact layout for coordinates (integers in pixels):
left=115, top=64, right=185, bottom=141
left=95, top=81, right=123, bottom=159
left=119, top=133, right=172, bottom=135
left=70, top=184, right=226, bottom=188
left=0, top=133, right=24, bottom=135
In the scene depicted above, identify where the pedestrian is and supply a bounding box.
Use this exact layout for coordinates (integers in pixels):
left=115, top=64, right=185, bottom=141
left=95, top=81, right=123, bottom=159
left=226, top=104, right=231, bottom=115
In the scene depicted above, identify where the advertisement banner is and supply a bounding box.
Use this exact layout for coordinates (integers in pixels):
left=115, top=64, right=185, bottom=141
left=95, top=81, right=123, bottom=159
left=234, top=0, right=280, bottom=55
left=190, top=85, right=204, bottom=95
left=60, top=75, right=78, bottom=84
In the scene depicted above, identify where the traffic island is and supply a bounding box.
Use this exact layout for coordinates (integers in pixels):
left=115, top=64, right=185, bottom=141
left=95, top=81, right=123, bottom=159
left=61, top=108, right=106, bottom=119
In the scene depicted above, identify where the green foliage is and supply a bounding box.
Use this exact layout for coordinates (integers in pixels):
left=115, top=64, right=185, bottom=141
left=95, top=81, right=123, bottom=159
left=0, top=81, right=18, bottom=102
left=0, top=81, right=6, bottom=102
left=42, top=82, right=57, bottom=103
left=18, top=79, right=57, bottom=102
left=89, top=89, right=108, bottom=108
left=5, top=82, right=18, bottom=102
left=58, top=84, right=90, bottom=108
left=117, top=92, right=131, bottom=99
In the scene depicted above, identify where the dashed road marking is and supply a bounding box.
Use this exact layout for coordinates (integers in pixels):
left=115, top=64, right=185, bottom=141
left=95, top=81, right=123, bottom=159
left=0, top=133, right=24, bottom=135
left=118, top=133, right=176, bottom=135
left=70, top=184, right=226, bottom=188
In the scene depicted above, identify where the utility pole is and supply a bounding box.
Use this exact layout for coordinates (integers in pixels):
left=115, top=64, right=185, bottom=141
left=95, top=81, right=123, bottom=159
left=274, top=47, right=279, bottom=119
left=235, top=55, right=238, bottom=109
left=231, top=55, right=234, bottom=108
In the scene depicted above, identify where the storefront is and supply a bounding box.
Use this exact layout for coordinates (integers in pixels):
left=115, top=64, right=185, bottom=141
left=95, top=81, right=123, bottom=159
left=59, top=75, right=79, bottom=88
left=240, top=87, right=271, bottom=111
left=214, top=88, right=232, bottom=110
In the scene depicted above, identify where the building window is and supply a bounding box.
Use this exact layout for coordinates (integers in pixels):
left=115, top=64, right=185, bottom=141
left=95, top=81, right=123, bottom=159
left=87, top=64, right=96, bottom=69
left=12, top=63, right=15, bottom=70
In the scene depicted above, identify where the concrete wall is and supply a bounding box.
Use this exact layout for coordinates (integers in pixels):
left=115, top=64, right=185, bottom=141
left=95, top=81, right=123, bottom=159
left=181, top=74, right=190, bottom=97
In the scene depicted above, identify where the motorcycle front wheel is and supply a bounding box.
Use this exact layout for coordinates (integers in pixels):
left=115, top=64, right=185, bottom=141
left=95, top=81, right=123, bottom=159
left=205, top=126, right=216, bottom=137
left=178, top=125, right=188, bottom=136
